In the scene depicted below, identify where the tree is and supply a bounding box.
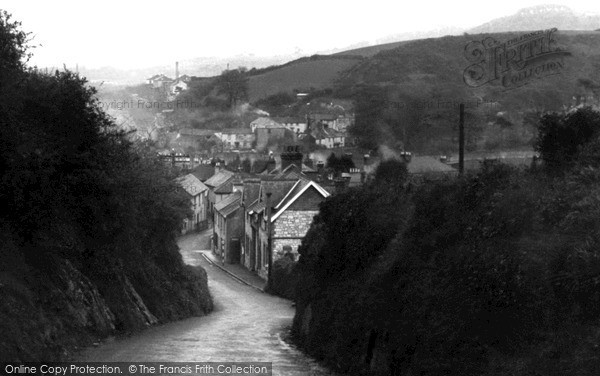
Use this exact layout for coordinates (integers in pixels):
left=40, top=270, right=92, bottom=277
left=216, top=68, right=248, bottom=108
left=326, top=152, right=355, bottom=173
left=535, top=107, right=600, bottom=170
left=374, top=159, right=408, bottom=185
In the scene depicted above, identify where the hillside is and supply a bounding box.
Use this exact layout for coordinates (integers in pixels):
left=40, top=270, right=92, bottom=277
left=469, top=4, right=600, bottom=34
left=247, top=55, right=361, bottom=102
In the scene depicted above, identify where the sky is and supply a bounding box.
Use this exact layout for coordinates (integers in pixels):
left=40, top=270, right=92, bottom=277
left=2, top=0, right=599, bottom=70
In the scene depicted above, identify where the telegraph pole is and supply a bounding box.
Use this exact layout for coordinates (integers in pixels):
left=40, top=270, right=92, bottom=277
left=459, top=103, right=465, bottom=175
left=266, top=192, right=273, bottom=289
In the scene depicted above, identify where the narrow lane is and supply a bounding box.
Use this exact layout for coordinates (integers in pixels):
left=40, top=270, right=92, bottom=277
left=78, top=232, right=339, bottom=375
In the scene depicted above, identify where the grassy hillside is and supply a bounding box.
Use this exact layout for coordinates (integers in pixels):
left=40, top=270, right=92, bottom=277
left=247, top=30, right=600, bottom=153
left=247, top=55, right=361, bottom=101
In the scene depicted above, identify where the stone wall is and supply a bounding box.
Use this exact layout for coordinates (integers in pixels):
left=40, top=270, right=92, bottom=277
left=272, top=210, right=318, bottom=260
left=273, top=211, right=317, bottom=238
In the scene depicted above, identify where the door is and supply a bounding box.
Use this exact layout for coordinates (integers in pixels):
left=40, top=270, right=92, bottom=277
left=229, top=238, right=241, bottom=264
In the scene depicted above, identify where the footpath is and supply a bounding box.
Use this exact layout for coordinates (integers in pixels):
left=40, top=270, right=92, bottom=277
left=200, top=250, right=267, bottom=292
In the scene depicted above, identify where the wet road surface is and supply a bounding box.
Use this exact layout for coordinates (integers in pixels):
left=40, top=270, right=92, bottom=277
left=78, top=232, right=339, bottom=375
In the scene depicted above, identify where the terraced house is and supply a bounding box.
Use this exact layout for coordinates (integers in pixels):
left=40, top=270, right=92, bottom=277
left=176, top=173, right=209, bottom=234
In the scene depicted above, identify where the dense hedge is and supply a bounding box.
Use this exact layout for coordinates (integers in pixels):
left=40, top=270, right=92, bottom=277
left=293, top=119, right=600, bottom=375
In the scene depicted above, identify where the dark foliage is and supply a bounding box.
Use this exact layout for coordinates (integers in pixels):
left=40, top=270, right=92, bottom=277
left=325, top=152, right=355, bottom=173
left=293, top=112, right=600, bottom=375
left=0, top=13, right=212, bottom=361
left=535, top=107, right=600, bottom=170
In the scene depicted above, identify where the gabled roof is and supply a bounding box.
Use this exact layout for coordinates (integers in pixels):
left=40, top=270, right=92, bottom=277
left=271, top=180, right=330, bottom=221
left=250, top=117, right=284, bottom=129
left=214, top=192, right=242, bottom=217
left=175, top=174, right=208, bottom=196
left=205, top=170, right=235, bottom=188
left=214, top=179, right=234, bottom=194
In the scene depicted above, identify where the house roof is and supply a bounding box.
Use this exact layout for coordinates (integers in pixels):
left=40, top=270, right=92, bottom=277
left=242, top=179, right=261, bottom=207
left=214, top=192, right=242, bottom=217
left=246, top=199, right=265, bottom=215
left=205, top=170, right=235, bottom=188
left=191, top=165, right=216, bottom=182
left=175, top=174, right=208, bottom=196
left=214, top=179, right=234, bottom=194
left=259, top=179, right=298, bottom=209
left=271, top=180, right=330, bottom=222
left=220, top=128, right=254, bottom=134
left=148, top=74, right=174, bottom=82
left=311, top=123, right=345, bottom=140
left=273, top=116, right=306, bottom=125
left=407, top=156, right=458, bottom=175
left=250, top=117, right=284, bottom=129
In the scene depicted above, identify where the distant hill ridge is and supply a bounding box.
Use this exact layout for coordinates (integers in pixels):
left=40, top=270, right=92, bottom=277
left=469, top=4, right=600, bottom=33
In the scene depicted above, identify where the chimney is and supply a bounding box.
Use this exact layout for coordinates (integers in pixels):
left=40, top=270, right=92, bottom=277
left=232, top=175, right=244, bottom=194
left=266, top=155, right=276, bottom=173
left=175, top=61, right=179, bottom=80
left=316, top=161, right=325, bottom=172
left=280, top=145, right=303, bottom=170
left=400, top=151, right=412, bottom=163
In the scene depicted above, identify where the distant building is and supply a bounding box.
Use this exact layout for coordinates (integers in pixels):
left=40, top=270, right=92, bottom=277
left=311, top=123, right=346, bottom=149
left=204, top=169, right=235, bottom=217
left=170, top=76, right=191, bottom=95
left=147, top=74, right=174, bottom=89
left=273, top=117, right=308, bottom=134
left=176, top=174, right=209, bottom=234
left=171, top=129, right=220, bottom=153
left=216, top=128, right=256, bottom=150
left=213, top=192, right=244, bottom=264
left=250, top=117, right=283, bottom=132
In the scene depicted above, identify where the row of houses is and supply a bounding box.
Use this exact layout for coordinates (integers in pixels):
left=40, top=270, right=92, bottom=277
left=197, top=147, right=333, bottom=281
left=171, top=114, right=354, bottom=154
left=175, top=145, right=460, bottom=283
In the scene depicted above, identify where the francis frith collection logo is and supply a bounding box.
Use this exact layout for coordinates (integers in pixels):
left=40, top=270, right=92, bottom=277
left=463, top=28, right=571, bottom=89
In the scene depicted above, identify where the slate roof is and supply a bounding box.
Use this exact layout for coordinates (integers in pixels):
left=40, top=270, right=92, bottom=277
left=214, top=180, right=234, bottom=194
left=242, top=179, right=261, bottom=207
left=214, top=192, right=242, bottom=218
left=204, top=170, right=235, bottom=188
left=271, top=180, right=330, bottom=221
left=175, top=174, right=208, bottom=196
left=407, top=156, right=458, bottom=175
left=259, top=179, right=299, bottom=207
left=191, top=165, right=216, bottom=182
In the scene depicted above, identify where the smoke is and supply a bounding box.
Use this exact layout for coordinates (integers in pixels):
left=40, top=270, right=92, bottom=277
left=378, top=144, right=401, bottom=161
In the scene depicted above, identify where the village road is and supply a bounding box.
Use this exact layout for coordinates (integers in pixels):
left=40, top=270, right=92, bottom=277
left=77, top=232, right=339, bottom=376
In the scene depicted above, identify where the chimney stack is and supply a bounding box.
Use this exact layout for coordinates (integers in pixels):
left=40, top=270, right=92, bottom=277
left=280, top=145, right=303, bottom=171
left=175, top=61, right=179, bottom=80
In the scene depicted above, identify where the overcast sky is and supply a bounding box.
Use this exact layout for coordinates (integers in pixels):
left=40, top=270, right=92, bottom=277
left=2, top=0, right=599, bottom=69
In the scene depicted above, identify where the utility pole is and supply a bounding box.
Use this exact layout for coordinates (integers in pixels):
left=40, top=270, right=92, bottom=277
left=266, top=192, right=273, bottom=289
left=459, top=103, right=465, bottom=175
